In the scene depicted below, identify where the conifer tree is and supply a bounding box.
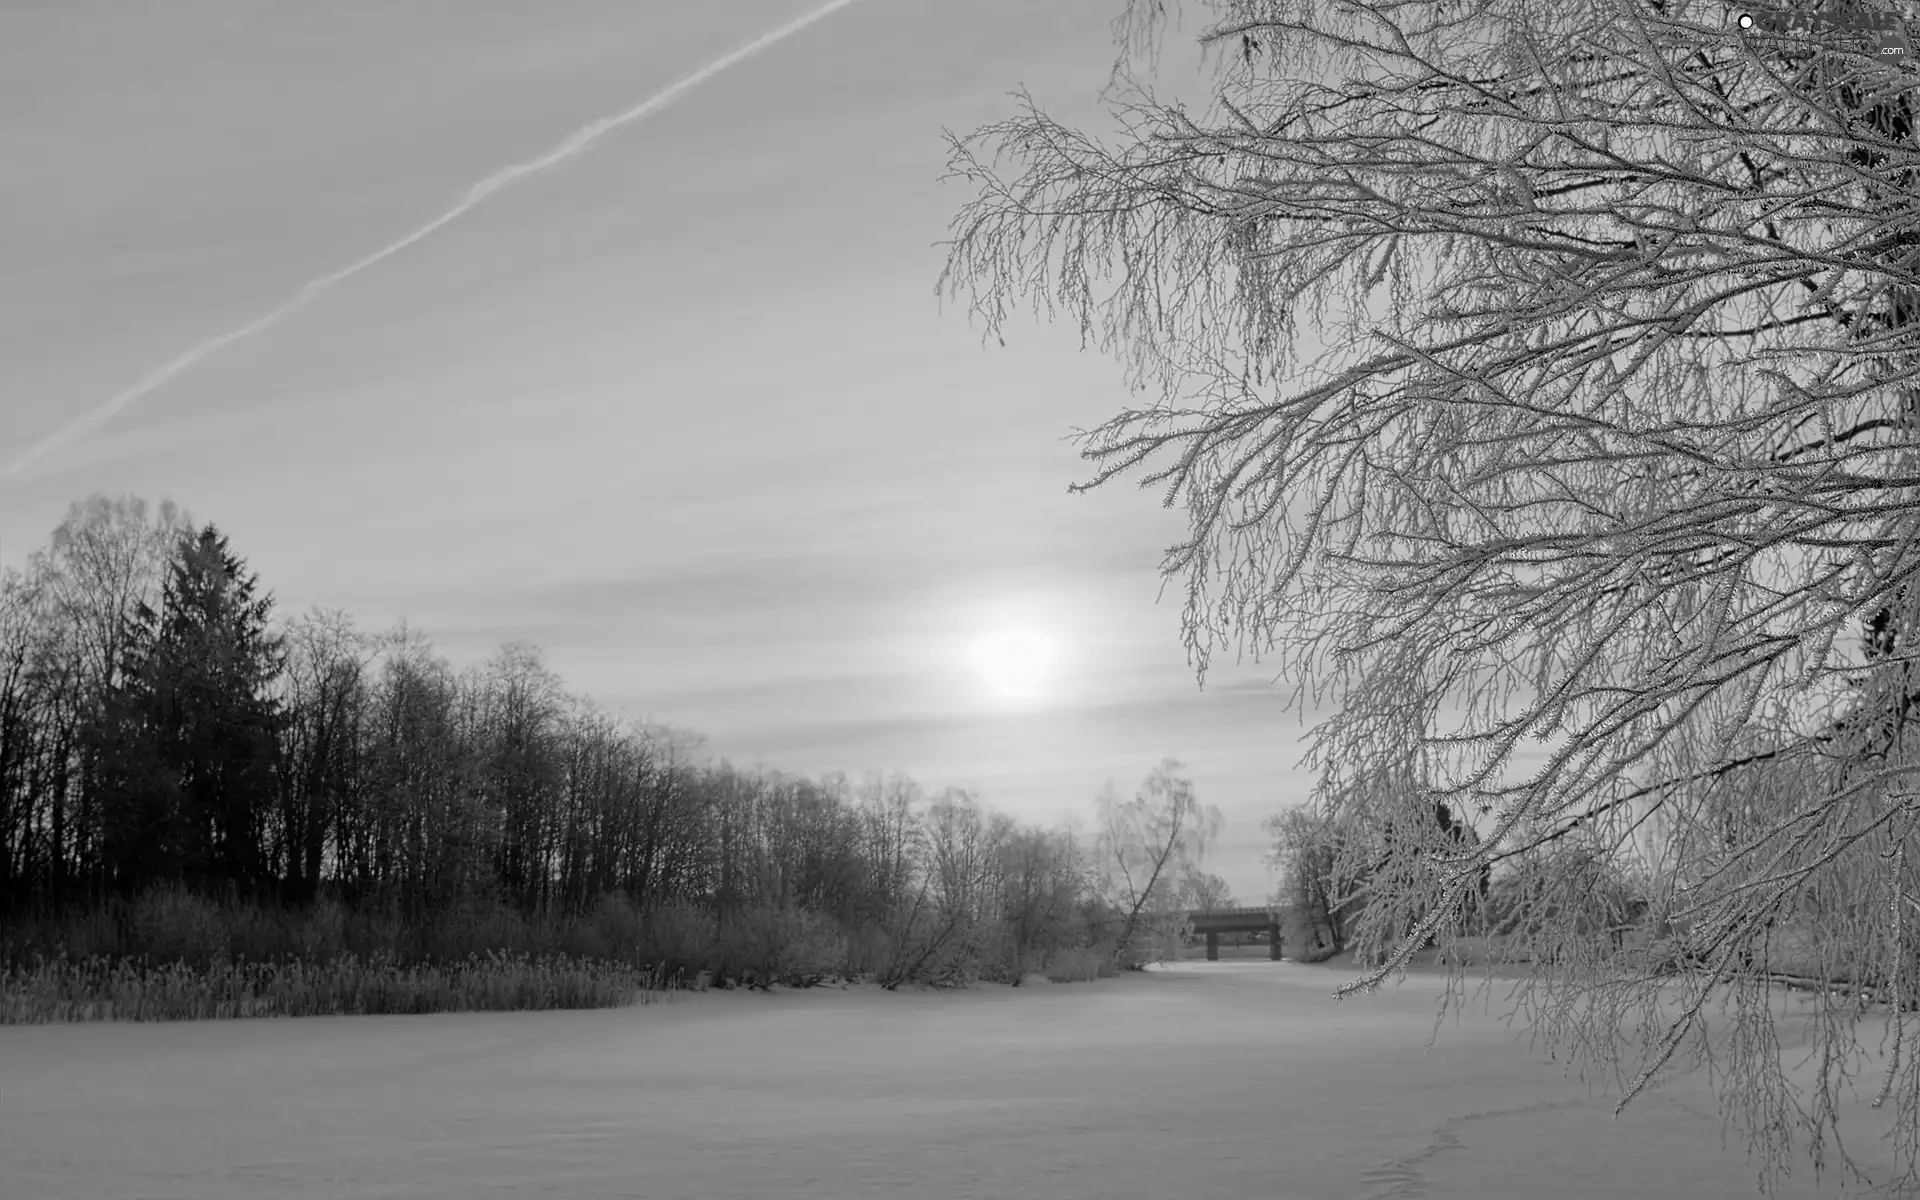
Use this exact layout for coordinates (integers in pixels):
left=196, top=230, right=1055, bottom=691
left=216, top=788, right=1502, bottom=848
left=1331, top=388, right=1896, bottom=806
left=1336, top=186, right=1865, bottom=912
left=90, top=525, right=283, bottom=899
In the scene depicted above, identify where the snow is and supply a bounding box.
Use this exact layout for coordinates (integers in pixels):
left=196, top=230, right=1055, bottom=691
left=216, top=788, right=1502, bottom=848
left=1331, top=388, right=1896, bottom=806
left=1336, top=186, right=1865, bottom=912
left=0, top=960, right=1905, bottom=1199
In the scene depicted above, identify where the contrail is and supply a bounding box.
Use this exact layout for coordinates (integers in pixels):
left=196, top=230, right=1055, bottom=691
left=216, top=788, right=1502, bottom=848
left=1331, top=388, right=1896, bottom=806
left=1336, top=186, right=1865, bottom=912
left=4, top=0, right=869, bottom=482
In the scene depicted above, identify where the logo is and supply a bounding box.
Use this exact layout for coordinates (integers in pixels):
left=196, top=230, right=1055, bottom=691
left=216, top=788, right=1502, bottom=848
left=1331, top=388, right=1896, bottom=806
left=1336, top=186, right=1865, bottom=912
left=1736, top=1, right=1912, bottom=54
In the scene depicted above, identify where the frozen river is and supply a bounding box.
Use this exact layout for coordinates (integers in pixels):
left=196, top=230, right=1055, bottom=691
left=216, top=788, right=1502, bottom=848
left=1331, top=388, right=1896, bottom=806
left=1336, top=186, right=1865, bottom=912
left=1, top=960, right=1906, bottom=1198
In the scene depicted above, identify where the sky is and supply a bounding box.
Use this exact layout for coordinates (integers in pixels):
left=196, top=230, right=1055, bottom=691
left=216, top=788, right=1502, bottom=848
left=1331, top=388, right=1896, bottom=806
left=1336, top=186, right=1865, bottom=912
left=1, top=0, right=1331, bottom=904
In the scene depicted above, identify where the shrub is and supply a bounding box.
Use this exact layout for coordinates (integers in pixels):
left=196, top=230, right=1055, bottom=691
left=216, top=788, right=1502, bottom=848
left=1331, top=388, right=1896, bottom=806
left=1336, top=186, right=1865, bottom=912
left=223, top=897, right=351, bottom=965
left=1042, top=944, right=1116, bottom=982
left=586, top=892, right=645, bottom=959
left=639, top=901, right=719, bottom=980
left=301, top=895, right=351, bottom=963
left=873, top=904, right=980, bottom=990
left=558, top=920, right=614, bottom=964
left=715, top=905, right=847, bottom=989
left=971, top=923, right=1028, bottom=985
left=841, top=921, right=896, bottom=979
left=128, top=884, right=230, bottom=971
left=3, top=873, right=1167, bottom=1022
left=0, top=904, right=117, bottom=966
left=339, top=905, right=410, bottom=964
left=420, top=896, right=543, bottom=964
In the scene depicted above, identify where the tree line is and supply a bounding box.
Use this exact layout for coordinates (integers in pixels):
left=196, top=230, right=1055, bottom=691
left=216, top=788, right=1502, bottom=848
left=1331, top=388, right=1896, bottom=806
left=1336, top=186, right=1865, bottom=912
left=0, top=493, right=1232, bottom=986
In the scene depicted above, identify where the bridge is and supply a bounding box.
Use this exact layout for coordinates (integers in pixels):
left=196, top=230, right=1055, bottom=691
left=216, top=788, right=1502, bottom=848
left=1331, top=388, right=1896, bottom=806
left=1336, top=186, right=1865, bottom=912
left=1186, top=905, right=1285, bottom=961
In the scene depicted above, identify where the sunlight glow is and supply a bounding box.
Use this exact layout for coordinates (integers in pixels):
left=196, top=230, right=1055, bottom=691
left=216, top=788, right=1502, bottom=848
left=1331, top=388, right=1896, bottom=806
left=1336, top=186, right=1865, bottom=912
left=968, top=628, right=1057, bottom=700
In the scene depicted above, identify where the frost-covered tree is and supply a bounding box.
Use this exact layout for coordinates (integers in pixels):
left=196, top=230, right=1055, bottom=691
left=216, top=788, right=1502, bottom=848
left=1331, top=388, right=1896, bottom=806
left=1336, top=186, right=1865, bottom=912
left=1265, top=806, right=1364, bottom=959
left=1175, top=867, right=1234, bottom=911
left=1093, top=758, right=1224, bottom=961
left=941, top=0, right=1920, bottom=1188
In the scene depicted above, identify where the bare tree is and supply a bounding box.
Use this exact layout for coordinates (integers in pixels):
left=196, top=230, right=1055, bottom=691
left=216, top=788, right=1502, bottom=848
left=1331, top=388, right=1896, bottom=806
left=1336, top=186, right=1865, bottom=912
left=475, top=642, right=567, bottom=910
left=35, top=495, right=191, bottom=703
left=1093, top=758, right=1224, bottom=962
left=0, top=562, right=45, bottom=909
left=942, top=0, right=1920, bottom=1188
left=914, top=788, right=1010, bottom=980
left=10, top=495, right=192, bottom=903
left=1265, top=806, right=1366, bottom=959
left=276, top=608, right=373, bottom=906
left=995, top=823, right=1090, bottom=974
left=1176, top=867, right=1234, bottom=911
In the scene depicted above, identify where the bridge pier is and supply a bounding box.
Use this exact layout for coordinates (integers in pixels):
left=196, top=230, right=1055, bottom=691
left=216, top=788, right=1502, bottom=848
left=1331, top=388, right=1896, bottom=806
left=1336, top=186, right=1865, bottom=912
left=1203, top=924, right=1283, bottom=960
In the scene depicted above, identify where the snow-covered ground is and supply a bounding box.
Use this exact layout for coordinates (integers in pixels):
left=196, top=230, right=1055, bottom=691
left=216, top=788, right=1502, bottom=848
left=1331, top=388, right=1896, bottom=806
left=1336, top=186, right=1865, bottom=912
left=1, top=960, right=1907, bottom=1199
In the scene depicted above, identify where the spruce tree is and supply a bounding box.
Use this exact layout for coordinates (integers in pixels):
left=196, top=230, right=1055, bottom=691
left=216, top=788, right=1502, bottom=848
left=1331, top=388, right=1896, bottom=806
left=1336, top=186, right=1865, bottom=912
left=91, top=525, right=283, bottom=899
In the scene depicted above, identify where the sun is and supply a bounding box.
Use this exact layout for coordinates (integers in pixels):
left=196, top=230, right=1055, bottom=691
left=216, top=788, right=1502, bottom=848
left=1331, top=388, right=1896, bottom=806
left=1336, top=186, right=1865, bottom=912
left=968, top=628, right=1057, bottom=700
